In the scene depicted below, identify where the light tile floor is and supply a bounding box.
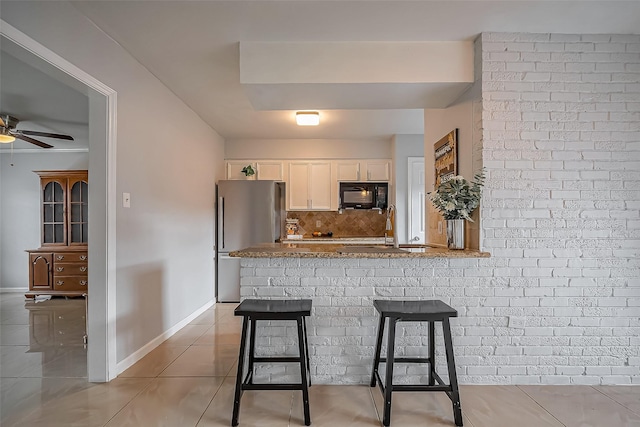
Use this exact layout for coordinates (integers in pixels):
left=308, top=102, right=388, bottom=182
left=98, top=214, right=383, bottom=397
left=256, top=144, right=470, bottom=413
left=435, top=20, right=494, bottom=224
left=1, top=292, right=639, bottom=426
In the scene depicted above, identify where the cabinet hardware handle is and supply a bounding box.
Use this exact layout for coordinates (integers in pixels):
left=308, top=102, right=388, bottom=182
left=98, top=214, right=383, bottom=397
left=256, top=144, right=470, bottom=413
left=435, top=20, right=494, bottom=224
left=80, top=280, right=87, bottom=286
left=80, top=267, right=87, bottom=272
left=57, top=267, right=64, bottom=272
left=80, top=256, right=87, bottom=261
left=57, top=280, right=64, bottom=286
left=57, top=255, right=65, bottom=260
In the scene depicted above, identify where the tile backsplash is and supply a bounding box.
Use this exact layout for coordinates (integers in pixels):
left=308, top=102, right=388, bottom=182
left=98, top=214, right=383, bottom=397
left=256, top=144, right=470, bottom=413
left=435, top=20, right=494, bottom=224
left=287, top=210, right=386, bottom=237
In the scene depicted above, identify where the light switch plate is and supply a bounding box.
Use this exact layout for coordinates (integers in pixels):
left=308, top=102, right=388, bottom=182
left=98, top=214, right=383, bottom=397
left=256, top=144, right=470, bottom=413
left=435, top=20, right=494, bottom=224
left=123, top=192, right=131, bottom=208
left=316, top=220, right=321, bottom=228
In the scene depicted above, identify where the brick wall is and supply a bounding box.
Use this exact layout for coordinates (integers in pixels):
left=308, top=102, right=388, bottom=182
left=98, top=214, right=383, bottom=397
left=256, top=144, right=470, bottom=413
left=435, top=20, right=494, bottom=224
left=239, top=33, right=639, bottom=386
left=479, top=33, right=639, bottom=384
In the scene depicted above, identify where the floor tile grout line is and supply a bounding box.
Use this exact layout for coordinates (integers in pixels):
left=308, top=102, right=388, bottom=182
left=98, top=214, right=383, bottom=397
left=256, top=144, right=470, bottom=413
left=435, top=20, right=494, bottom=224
left=194, top=376, right=227, bottom=427
left=592, top=385, right=640, bottom=417
left=516, top=385, right=568, bottom=427
left=100, top=376, right=156, bottom=427
left=367, top=383, right=383, bottom=425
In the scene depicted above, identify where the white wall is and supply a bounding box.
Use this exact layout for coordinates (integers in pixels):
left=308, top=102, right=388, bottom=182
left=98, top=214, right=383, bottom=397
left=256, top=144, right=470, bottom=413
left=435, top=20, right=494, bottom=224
left=392, top=134, right=424, bottom=244
left=2, top=2, right=226, bottom=368
left=0, top=152, right=89, bottom=289
left=225, top=138, right=391, bottom=160
left=424, top=99, right=482, bottom=247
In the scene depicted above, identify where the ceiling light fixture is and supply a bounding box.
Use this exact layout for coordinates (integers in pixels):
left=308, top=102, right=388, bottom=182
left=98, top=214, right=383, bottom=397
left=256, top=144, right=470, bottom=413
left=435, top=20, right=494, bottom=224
left=0, top=129, right=15, bottom=143
left=296, top=111, right=320, bottom=126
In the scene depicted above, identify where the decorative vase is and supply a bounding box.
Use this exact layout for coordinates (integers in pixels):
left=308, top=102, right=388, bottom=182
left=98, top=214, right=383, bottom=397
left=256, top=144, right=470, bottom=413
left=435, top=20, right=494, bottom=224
left=446, top=219, right=465, bottom=250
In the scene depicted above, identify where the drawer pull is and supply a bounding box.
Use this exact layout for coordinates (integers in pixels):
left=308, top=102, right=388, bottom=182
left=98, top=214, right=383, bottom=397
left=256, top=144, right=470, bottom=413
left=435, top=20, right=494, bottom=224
left=80, top=280, right=88, bottom=286
left=57, top=280, right=64, bottom=286
left=57, top=255, right=65, bottom=261
left=57, top=267, right=64, bottom=272
left=80, top=267, right=87, bottom=272
left=80, top=255, right=87, bottom=261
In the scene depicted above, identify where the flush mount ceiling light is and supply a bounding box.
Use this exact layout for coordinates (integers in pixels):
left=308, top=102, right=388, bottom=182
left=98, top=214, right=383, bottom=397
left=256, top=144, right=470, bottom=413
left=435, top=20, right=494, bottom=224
left=296, top=111, right=320, bottom=126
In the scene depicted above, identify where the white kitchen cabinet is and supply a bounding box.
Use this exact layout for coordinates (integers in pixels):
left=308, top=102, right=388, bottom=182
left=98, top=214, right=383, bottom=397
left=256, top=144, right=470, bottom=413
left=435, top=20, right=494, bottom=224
left=335, top=161, right=361, bottom=181
left=256, top=161, right=284, bottom=181
left=287, top=161, right=332, bottom=210
left=226, top=161, right=255, bottom=180
left=364, top=160, right=391, bottom=181
left=335, top=160, right=391, bottom=182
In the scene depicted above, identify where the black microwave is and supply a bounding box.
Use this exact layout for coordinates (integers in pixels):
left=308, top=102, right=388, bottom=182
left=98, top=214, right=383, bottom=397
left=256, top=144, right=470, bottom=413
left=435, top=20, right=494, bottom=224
left=339, top=182, right=388, bottom=210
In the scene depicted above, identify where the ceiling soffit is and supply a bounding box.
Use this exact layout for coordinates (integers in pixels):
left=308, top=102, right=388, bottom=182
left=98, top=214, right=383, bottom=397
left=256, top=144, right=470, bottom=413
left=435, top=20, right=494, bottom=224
left=240, top=41, right=474, bottom=111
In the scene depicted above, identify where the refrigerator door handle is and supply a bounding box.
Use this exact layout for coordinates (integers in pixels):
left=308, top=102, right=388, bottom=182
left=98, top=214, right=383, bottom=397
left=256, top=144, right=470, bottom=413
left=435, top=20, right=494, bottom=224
left=218, top=196, right=225, bottom=250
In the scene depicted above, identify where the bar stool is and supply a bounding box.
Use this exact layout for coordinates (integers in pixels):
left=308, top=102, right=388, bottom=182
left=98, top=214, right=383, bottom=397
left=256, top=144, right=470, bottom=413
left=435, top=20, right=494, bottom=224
left=232, top=299, right=312, bottom=426
left=370, top=299, right=463, bottom=427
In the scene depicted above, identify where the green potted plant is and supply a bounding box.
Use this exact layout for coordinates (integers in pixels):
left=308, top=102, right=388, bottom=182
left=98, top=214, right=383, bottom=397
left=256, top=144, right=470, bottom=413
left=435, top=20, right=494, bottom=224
left=429, top=169, right=485, bottom=249
left=241, top=165, right=255, bottom=178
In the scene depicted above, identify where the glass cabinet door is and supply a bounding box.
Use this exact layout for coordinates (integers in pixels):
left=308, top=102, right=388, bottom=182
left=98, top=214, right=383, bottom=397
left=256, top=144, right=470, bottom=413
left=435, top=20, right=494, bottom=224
left=42, top=181, right=66, bottom=244
left=69, top=180, right=88, bottom=244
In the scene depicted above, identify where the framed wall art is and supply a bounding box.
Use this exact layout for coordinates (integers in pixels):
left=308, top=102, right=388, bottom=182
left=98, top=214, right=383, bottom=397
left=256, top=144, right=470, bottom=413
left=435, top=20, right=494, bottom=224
left=434, top=129, right=458, bottom=188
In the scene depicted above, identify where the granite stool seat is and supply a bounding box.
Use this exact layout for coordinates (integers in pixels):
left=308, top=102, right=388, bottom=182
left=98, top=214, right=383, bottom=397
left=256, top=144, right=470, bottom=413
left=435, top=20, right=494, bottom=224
left=232, top=298, right=312, bottom=426
left=370, top=299, right=463, bottom=427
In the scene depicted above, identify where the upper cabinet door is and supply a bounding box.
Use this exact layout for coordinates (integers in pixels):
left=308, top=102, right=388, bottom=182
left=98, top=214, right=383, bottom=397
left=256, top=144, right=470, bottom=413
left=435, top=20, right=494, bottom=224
left=41, top=178, right=67, bottom=246
left=288, top=162, right=311, bottom=210
left=226, top=161, right=256, bottom=180
left=365, top=160, right=391, bottom=181
left=287, top=161, right=332, bottom=211
left=37, top=170, right=88, bottom=247
left=335, top=161, right=361, bottom=181
left=68, top=178, right=88, bottom=245
left=309, top=162, right=332, bottom=210
left=256, top=161, right=284, bottom=181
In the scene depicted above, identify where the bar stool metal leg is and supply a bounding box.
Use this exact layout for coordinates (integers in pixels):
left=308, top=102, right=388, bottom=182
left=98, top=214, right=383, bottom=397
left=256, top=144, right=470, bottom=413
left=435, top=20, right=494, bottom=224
left=247, top=317, right=257, bottom=385
left=296, top=317, right=311, bottom=426
left=442, top=317, right=463, bottom=427
left=232, top=316, right=250, bottom=427
left=302, top=316, right=311, bottom=386
left=382, top=317, right=397, bottom=427
left=428, top=320, right=436, bottom=386
left=370, top=315, right=386, bottom=387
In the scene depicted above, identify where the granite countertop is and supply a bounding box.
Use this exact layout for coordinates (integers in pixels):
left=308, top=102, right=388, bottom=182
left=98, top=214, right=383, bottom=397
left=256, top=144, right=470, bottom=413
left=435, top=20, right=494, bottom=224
left=283, top=236, right=386, bottom=244
left=230, top=243, right=490, bottom=258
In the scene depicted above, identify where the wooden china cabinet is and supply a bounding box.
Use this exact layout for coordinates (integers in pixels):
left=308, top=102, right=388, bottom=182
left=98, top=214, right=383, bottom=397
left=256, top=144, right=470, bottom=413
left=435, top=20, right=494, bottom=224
left=26, top=170, right=88, bottom=299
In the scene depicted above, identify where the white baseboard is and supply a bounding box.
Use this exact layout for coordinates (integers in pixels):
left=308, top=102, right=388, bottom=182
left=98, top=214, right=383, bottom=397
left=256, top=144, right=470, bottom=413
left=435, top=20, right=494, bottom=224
left=0, top=288, right=29, bottom=293
left=116, top=299, right=215, bottom=375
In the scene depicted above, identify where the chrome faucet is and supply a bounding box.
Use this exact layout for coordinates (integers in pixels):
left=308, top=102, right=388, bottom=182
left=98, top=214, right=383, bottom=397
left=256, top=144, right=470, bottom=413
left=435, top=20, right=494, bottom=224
left=385, top=204, right=399, bottom=249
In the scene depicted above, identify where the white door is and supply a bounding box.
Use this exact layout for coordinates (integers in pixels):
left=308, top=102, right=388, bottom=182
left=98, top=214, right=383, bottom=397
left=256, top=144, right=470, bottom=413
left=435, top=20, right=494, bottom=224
left=408, top=157, right=425, bottom=244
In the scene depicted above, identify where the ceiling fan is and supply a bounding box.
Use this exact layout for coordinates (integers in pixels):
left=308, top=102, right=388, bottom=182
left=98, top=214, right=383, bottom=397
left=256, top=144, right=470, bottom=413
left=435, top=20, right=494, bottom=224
left=0, top=114, right=74, bottom=148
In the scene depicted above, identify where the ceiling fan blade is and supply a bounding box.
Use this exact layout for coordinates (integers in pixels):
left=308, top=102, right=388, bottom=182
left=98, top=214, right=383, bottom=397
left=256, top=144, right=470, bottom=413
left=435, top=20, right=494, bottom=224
left=0, top=116, right=5, bottom=127
left=19, top=130, right=74, bottom=140
left=15, top=133, right=54, bottom=148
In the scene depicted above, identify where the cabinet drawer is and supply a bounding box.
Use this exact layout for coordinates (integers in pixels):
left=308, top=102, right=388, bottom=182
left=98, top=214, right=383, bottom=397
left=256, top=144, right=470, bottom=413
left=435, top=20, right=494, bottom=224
left=53, top=252, right=88, bottom=262
left=53, top=276, right=88, bottom=291
left=53, top=262, right=88, bottom=276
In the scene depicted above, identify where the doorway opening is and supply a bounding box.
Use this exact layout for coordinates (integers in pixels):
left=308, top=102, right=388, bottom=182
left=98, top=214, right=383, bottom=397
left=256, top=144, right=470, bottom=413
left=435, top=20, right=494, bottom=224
left=1, top=20, right=117, bottom=381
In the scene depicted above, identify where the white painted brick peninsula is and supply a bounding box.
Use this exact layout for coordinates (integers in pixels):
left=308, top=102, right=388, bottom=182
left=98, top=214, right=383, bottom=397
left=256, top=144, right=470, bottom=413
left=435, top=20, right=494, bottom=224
left=238, top=32, right=639, bottom=386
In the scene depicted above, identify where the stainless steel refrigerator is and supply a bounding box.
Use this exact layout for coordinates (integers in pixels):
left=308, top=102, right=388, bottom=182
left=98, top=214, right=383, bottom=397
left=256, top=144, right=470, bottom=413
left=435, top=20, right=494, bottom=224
left=216, top=180, right=286, bottom=302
